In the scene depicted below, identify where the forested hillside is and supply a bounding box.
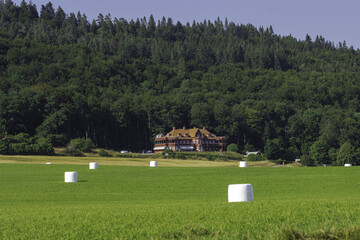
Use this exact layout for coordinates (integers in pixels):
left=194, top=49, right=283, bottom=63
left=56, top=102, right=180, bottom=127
left=1, top=1, right=360, bottom=164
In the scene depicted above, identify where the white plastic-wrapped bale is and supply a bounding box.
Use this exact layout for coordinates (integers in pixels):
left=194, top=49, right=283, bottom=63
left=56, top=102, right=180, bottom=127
left=150, top=161, right=157, bottom=167
left=89, top=162, right=98, bottom=169
left=64, top=172, right=78, bottom=182
left=344, top=163, right=352, bottom=167
left=239, top=161, right=248, bottom=168
left=45, top=162, right=52, bottom=165
left=228, top=184, right=253, bottom=202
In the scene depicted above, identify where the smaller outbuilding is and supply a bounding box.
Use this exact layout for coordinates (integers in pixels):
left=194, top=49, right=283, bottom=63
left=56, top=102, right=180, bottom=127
left=244, top=151, right=260, bottom=157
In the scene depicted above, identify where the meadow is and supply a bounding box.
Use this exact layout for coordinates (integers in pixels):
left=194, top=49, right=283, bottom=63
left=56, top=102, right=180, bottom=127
left=0, top=153, right=274, bottom=167
left=1, top=162, right=360, bottom=239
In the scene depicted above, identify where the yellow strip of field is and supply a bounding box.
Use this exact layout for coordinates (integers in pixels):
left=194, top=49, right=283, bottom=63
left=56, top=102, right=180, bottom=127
left=0, top=155, right=275, bottom=167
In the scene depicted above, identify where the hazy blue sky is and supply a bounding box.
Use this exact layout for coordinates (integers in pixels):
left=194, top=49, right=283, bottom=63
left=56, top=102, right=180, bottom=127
left=12, top=0, right=360, bottom=49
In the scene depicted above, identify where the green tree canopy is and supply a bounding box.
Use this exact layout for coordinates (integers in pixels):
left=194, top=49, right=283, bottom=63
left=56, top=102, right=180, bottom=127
left=227, top=143, right=238, bottom=152
left=1, top=1, right=360, bottom=159
left=337, top=142, right=356, bottom=165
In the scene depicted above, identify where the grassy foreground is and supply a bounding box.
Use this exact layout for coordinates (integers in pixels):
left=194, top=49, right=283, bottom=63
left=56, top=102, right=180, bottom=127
left=1, top=164, right=360, bottom=239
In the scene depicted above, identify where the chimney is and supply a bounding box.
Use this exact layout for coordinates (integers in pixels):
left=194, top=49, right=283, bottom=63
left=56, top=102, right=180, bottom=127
left=173, top=127, right=176, bottom=131
left=183, top=126, right=186, bottom=130
left=203, top=126, right=206, bottom=130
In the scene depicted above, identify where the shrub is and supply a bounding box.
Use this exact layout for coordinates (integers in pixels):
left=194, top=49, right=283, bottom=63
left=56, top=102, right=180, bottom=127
left=300, top=155, right=315, bottom=166
left=0, top=140, right=8, bottom=154
left=64, top=145, right=83, bottom=156
left=247, top=154, right=262, bottom=161
left=116, top=153, right=138, bottom=158
left=337, top=142, right=356, bottom=165
left=162, top=149, right=173, bottom=155
left=227, top=143, right=238, bottom=152
left=0, top=133, right=54, bottom=155
left=10, top=143, right=27, bottom=155
left=174, top=152, right=186, bottom=159
left=66, top=138, right=95, bottom=153
left=99, top=149, right=111, bottom=157
left=205, top=155, right=215, bottom=161
left=31, top=141, right=54, bottom=155
left=8, top=141, right=54, bottom=155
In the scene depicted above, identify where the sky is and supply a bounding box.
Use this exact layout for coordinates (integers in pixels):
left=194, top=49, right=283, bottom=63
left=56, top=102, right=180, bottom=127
left=11, top=0, right=360, bottom=49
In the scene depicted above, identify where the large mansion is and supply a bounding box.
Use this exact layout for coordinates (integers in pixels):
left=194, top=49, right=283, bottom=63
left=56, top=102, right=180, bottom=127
left=154, top=127, right=225, bottom=153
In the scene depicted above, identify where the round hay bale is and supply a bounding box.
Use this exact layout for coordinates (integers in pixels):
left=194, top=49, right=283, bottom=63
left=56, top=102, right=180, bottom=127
left=89, top=162, right=98, bottom=169
left=344, top=163, right=352, bottom=167
left=64, top=172, right=78, bottom=183
left=239, top=161, right=248, bottom=168
left=150, top=161, right=157, bottom=167
left=228, top=184, right=253, bottom=202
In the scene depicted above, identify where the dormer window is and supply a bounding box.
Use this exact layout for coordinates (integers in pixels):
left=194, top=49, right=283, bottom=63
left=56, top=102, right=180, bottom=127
left=208, top=134, right=212, bottom=137
left=169, top=134, right=172, bottom=136
left=179, top=134, right=182, bottom=137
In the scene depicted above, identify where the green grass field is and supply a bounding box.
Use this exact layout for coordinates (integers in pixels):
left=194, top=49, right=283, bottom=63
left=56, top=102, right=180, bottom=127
left=1, top=163, right=360, bottom=239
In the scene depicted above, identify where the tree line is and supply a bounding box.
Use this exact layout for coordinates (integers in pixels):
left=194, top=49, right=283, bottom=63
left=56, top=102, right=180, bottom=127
left=1, top=0, right=360, bottom=164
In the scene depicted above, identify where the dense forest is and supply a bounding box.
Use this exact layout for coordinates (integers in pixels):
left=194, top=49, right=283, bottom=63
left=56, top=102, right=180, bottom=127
left=1, top=0, right=360, bottom=164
